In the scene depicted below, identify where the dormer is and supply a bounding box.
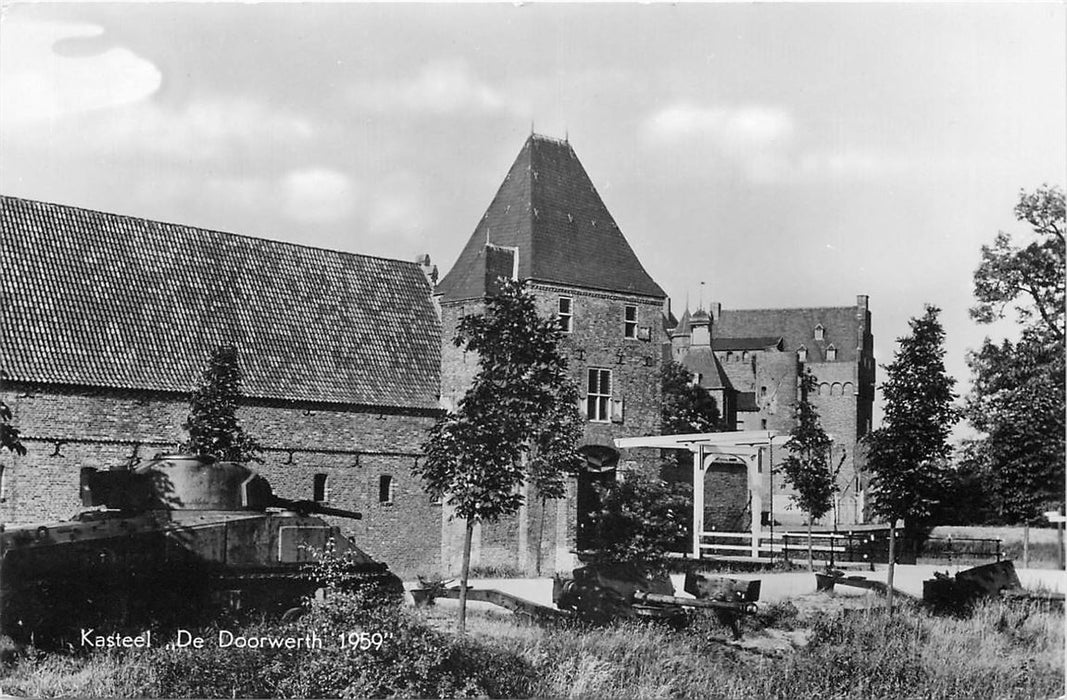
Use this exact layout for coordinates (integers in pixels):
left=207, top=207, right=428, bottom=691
left=797, top=345, right=808, bottom=362
left=826, top=343, right=837, bottom=361
left=814, top=324, right=825, bottom=341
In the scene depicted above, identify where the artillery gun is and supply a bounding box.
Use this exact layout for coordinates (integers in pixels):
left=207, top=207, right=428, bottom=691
left=0, top=455, right=402, bottom=644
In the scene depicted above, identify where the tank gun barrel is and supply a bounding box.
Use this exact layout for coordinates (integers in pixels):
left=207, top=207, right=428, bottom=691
left=268, top=496, right=363, bottom=520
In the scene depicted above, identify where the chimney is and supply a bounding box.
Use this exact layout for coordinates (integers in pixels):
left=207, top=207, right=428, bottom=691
left=710, top=302, right=722, bottom=323
left=416, top=253, right=438, bottom=286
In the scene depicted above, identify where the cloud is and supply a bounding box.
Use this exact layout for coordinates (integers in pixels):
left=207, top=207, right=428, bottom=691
left=0, top=19, right=162, bottom=126
left=646, top=104, right=795, bottom=150
left=644, top=102, right=923, bottom=184
left=280, top=168, right=358, bottom=224
left=350, top=60, right=510, bottom=116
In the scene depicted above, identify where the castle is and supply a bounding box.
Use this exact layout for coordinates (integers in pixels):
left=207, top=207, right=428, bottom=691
left=0, top=133, right=873, bottom=576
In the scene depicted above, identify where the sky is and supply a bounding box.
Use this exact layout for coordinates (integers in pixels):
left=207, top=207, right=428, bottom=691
left=2, top=2, right=1064, bottom=436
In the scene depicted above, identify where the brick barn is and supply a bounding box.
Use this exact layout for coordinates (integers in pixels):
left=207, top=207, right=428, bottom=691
left=0, top=195, right=443, bottom=577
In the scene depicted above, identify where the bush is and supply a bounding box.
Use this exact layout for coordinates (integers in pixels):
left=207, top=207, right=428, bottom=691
left=143, top=591, right=534, bottom=698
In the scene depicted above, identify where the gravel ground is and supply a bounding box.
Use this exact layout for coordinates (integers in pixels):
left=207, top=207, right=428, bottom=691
left=405, top=563, right=1066, bottom=611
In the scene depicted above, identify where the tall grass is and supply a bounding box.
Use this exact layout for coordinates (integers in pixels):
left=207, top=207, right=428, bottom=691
left=2, top=596, right=1062, bottom=698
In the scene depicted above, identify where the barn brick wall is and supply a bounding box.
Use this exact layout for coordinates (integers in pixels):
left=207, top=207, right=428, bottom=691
left=0, top=384, right=441, bottom=578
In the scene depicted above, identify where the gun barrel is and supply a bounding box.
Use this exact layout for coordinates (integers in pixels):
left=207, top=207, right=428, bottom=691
left=269, top=496, right=363, bottom=520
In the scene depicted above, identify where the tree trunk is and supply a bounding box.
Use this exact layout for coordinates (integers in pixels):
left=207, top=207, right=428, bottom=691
left=458, top=519, right=474, bottom=635
left=807, top=519, right=814, bottom=572
left=886, top=521, right=896, bottom=614
left=535, top=496, right=547, bottom=576
left=1023, top=522, right=1030, bottom=569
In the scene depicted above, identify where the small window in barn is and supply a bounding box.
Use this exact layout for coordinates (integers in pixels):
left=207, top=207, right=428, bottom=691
left=558, top=297, right=573, bottom=333
left=379, top=475, right=394, bottom=505
left=826, top=344, right=838, bottom=361
left=814, top=324, right=825, bottom=341
left=313, top=473, right=328, bottom=502
left=624, top=305, right=638, bottom=338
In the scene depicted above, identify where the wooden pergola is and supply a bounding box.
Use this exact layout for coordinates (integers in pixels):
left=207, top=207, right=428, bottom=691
left=614, top=431, right=792, bottom=559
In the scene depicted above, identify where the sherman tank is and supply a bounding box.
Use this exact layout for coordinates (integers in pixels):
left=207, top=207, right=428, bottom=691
left=0, top=455, right=402, bottom=644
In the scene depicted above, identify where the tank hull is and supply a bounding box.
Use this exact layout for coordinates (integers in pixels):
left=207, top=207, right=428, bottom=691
left=0, top=509, right=401, bottom=644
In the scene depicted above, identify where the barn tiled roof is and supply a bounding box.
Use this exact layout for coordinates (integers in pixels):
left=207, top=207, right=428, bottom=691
left=437, top=134, right=666, bottom=302
left=1, top=196, right=441, bottom=410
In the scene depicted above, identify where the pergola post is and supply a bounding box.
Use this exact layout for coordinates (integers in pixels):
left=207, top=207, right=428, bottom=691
left=692, top=446, right=704, bottom=559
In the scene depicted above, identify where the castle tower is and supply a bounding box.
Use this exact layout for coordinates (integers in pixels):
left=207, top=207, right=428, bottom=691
left=436, top=134, right=667, bottom=574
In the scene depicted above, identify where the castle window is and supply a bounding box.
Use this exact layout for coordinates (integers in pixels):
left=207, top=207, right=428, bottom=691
left=826, top=344, right=837, bottom=361
left=761, top=419, right=768, bottom=430
left=798, top=346, right=808, bottom=362
left=623, top=305, right=638, bottom=338
left=586, top=368, right=612, bottom=422
left=558, top=297, right=573, bottom=333
left=725, top=351, right=733, bottom=362
left=313, top=473, right=329, bottom=502
left=759, top=385, right=767, bottom=398
left=814, top=324, right=825, bottom=341
left=379, top=475, right=394, bottom=505
left=742, top=351, right=749, bottom=361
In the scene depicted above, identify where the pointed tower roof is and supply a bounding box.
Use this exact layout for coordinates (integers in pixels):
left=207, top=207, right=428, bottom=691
left=437, top=134, right=666, bottom=302
left=672, top=308, right=693, bottom=337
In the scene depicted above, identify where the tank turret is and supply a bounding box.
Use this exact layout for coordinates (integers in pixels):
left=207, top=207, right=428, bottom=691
left=3, top=454, right=401, bottom=645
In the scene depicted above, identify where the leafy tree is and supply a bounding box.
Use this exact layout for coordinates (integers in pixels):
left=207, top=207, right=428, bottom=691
left=183, top=345, right=262, bottom=463
left=781, top=368, right=834, bottom=570
left=415, top=279, right=583, bottom=632
left=582, top=471, right=691, bottom=574
left=661, top=360, right=722, bottom=434
left=965, top=185, right=1065, bottom=561
left=660, top=360, right=722, bottom=473
left=1, top=370, right=26, bottom=456
left=864, top=305, right=959, bottom=610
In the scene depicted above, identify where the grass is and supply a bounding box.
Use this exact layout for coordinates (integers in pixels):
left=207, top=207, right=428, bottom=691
left=1, top=595, right=1062, bottom=698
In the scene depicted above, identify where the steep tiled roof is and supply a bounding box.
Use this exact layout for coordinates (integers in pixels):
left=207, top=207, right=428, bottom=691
left=711, top=337, right=783, bottom=351
left=680, top=347, right=733, bottom=391
left=437, top=134, right=666, bottom=302
left=1, top=196, right=441, bottom=409
left=715, top=306, right=864, bottom=362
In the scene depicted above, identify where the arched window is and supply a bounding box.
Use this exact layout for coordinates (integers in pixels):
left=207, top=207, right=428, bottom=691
left=313, top=473, right=328, bottom=502
left=379, top=475, right=394, bottom=505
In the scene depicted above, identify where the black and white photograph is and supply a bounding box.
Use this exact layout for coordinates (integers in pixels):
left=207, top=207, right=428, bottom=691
left=0, top=2, right=1064, bottom=698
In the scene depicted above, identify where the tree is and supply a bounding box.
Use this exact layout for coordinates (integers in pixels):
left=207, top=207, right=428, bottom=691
left=966, top=185, right=1065, bottom=563
left=415, top=279, right=583, bottom=633
left=183, top=345, right=262, bottom=463
left=780, top=368, right=835, bottom=571
left=1, top=370, right=26, bottom=456
left=660, top=360, right=722, bottom=473
left=864, top=305, right=959, bottom=611
left=582, top=471, right=691, bottom=574
left=661, top=360, right=722, bottom=435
